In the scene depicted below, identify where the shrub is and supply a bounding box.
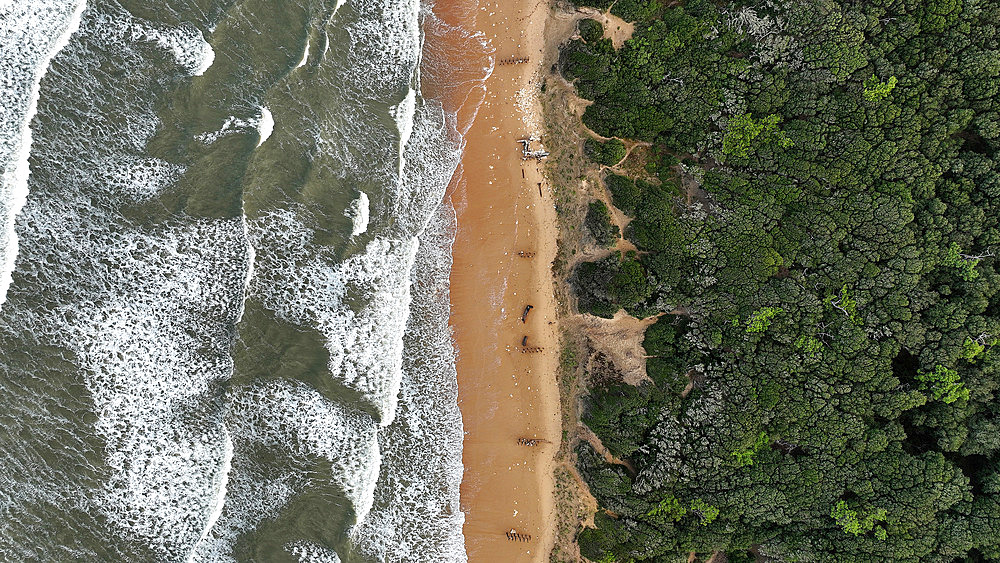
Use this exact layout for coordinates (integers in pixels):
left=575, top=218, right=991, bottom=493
left=585, top=200, right=620, bottom=248
left=611, top=0, right=665, bottom=22
left=604, top=173, right=642, bottom=215
left=583, top=382, right=663, bottom=459
left=579, top=18, right=604, bottom=43
left=609, top=256, right=653, bottom=311
left=572, top=0, right=614, bottom=10
left=627, top=183, right=681, bottom=252
left=573, top=256, right=620, bottom=318
left=586, top=137, right=627, bottom=166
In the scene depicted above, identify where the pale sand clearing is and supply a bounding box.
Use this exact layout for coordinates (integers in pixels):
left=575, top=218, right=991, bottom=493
left=444, top=0, right=561, bottom=561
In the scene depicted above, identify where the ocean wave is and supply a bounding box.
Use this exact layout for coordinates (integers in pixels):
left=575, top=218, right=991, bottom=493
left=393, top=87, right=418, bottom=179
left=186, top=458, right=301, bottom=563
left=390, top=96, right=463, bottom=238
left=196, top=115, right=256, bottom=145
left=193, top=427, right=234, bottom=551
left=346, top=191, right=370, bottom=237
left=296, top=36, right=311, bottom=69
left=0, top=4, right=254, bottom=558
left=188, top=380, right=380, bottom=562
left=257, top=106, right=274, bottom=147
left=228, top=380, right=381, bottom=518
left=8, top=179, right=252, bottom=558
left=248, top=207, right=419, bottom=427
left=0, top=0, right=86, bottom=312
left=0, top=0, right=479, bottom=559
left=418, top=2, right=493, bottom=136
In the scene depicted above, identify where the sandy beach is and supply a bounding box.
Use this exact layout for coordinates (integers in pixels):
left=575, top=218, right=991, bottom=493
left=435, top=0, right=562, bottom=560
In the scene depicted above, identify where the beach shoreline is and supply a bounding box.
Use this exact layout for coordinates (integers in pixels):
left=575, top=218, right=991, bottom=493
left=436, top=0, right=562, bottom=560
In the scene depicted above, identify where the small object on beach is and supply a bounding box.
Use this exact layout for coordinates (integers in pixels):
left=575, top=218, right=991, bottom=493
left=517, top=136, right=549, bottom=161
left=521, top=305, right=533, bottom=323
left=521, top=335, right=528, bottom=347
left=517, top=250, right=535, bottom=258
left=498, top=56, right=530, bottom=66
left=505, top=529, right=532, bottom=542
left=517, top=437, right=550, bottom=447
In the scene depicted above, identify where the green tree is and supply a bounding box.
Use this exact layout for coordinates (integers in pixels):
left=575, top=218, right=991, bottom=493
left=690, top=499, right=720, bottom=526
left=862, top=75, right=898, bottom=103
left=916, top=365, right=970, bottom=404
left=722, top=114, right=793, bottom=159
left=736, top=306, right=784, bottom=334
left=647, top=495, right=688, bottom=521
left=942, top=242, right=989, bottom=281
left=732, top=431, right=770, bottom=467
left=830, top=500, right=887, bottom=538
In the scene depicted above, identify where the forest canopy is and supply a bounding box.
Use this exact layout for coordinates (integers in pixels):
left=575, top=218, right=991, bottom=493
left=562, top=0, right=1000, bottom=561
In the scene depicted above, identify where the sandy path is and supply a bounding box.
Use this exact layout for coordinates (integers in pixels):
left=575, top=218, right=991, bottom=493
left=444, top=0, right=561, bottom=561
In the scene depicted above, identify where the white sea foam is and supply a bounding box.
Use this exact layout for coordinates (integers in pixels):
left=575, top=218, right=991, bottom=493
left=95, top=155, right=186, bottom=201
left=257, top=107, right=274, bottom=147
left=392, top=87, right=418, bottom=179
left=249, top=208, right=419, bottom=426
left=51, top=217, right=251, bottom=559
left=342, top=0, right=421, bottom=95
left=188, top=380, right=380, bottom=562
left=0, top=0, right=86, bottom=312
left=346, top=192, right=370, bottom=237
left=196, top=115, right=255, bottom=145
left=88, top=6, right=213, bottom=76
left=288, top=542, right=343, bottom=562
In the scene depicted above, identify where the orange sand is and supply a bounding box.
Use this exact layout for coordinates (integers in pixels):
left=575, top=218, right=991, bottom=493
left=439, top=0, right=561, bottom=561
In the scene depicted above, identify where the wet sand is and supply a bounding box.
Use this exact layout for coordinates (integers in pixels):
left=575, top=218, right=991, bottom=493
left=438, top=0, right=561, bottom=560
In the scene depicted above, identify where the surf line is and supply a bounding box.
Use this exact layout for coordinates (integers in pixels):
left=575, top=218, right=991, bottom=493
left=0, top=0, right=87, bottom=312
left=187, top=428, right=234, bottom=561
